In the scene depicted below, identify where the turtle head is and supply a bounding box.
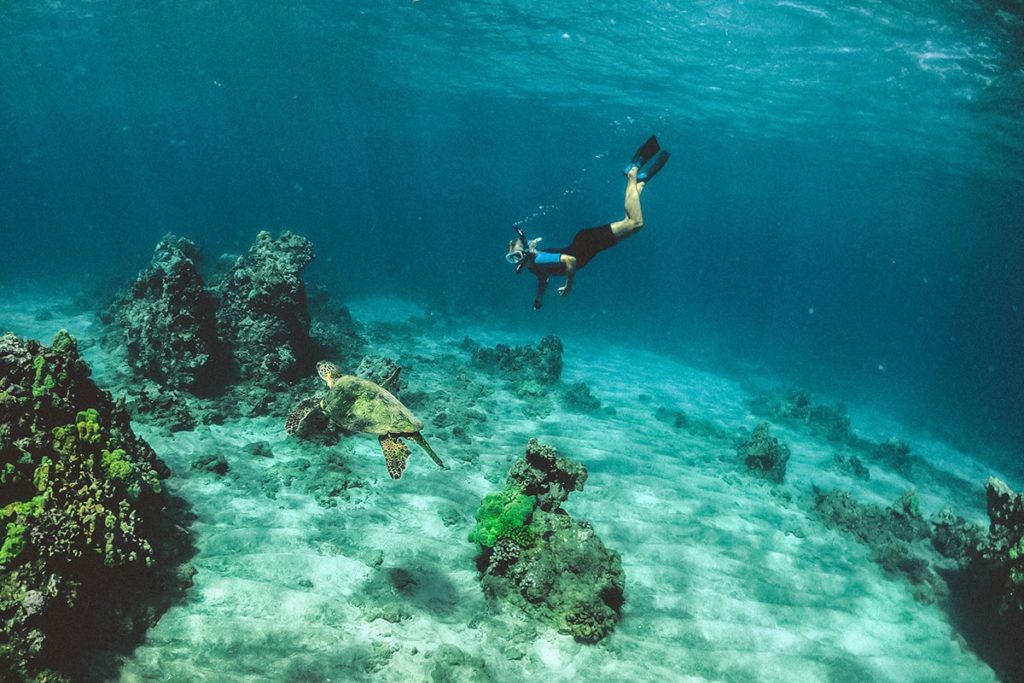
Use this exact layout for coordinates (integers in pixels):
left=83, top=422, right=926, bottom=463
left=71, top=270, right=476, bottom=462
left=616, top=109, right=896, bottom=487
left=316, top=360, right=341, bottom=389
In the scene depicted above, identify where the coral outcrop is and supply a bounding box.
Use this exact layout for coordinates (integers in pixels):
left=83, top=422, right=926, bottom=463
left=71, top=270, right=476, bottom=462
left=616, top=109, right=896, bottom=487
left=464, top=335, right=563, bottom=386
left=750, top=389, right=851, bottom=442
left=471, top=439, right=624, bottom=643
left=215, top=231, right=316, bottom=386
left=0, top=330, right=193, bottom=681
left=738, top=422, right=790, bottom=483
left=812, top=487, right=942, bottom=602
left=982, top=477, right=1024, bottom=619
left=109, top=234, right=223, bottom=393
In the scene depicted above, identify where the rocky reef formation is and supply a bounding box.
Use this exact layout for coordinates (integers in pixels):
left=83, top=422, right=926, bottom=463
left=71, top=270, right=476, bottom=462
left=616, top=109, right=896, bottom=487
left=215, top=230, right=316, bottom=386
left=981, top=478, right=1024, bottom=620
left=109, top=234, right=223, bottom=393
left=738, top=422, right=790, bottom=483
left=464, top=335, right=563, bottom=386
left=470, top=439, right=624, bottom=643
left=812, top=487, right=942, bottom=602
left=0, top=331, right=193, bottom=681
left=750, top=388, right=851, bottom=442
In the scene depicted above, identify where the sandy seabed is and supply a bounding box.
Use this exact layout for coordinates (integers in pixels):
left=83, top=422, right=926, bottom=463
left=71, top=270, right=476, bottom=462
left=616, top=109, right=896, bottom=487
left=1, top=291, right=1013, bottom=683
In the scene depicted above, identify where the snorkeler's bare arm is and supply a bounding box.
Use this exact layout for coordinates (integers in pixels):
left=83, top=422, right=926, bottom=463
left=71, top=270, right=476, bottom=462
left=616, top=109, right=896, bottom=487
left=558, top=255, right=577, bottom=296
left=533, top=275, right=548, bottom=310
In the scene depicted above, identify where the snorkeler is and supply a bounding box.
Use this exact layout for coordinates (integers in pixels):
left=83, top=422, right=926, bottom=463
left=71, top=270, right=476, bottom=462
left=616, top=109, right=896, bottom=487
left=506, top=135, right=669, bottom=310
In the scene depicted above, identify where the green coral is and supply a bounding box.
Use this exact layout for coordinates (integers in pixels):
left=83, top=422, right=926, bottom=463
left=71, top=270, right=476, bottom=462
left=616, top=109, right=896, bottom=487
left=76, top=408, right=102, bottom=443
left=469, top=489, right=536, bottom=549
left=31, top=355, right=56, bottom=399
left=101, top=448, right=133, bottom=480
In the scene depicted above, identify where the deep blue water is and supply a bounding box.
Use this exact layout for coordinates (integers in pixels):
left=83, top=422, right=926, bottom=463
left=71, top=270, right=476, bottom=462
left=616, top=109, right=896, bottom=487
left=1, top=1, right=1022, bottom=464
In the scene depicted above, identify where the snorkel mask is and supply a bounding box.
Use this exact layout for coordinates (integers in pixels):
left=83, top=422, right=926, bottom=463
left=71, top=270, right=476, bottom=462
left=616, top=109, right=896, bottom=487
left=507, top=226, right=529, bottom=273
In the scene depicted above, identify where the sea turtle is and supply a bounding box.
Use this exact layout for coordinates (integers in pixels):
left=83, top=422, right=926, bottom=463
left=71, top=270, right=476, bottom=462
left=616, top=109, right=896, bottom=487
left=286, top=360, right=446, bottom=479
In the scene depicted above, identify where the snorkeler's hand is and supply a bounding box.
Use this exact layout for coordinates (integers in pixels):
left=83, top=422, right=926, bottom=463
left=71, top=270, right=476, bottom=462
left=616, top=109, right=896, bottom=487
left=533, top=299, right=542, bottom=310
left=558, top=286, right=570, bottom=297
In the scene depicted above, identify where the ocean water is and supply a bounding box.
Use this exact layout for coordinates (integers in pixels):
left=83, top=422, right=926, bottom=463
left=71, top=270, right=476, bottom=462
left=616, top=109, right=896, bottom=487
left=1, top=1, right=1023, bottom=681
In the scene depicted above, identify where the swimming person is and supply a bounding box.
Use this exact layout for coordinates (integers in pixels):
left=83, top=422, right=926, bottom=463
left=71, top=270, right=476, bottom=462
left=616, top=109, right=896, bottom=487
left=506, top=135, right=669, bottom=310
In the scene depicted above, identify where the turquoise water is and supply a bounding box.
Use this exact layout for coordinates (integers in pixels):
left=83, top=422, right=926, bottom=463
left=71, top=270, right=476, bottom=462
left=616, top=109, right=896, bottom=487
left=1, top=1, right=1021, bottom=456
left=1, top=3, right=1023, bottom=680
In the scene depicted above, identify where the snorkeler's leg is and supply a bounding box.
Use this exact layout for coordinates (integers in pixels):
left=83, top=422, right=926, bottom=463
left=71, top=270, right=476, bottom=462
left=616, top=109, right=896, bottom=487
left=610, top=166, right=644, bottom=240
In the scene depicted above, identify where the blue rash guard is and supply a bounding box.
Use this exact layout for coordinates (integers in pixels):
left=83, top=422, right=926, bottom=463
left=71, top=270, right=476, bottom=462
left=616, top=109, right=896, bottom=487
left=531, top=250, right=565, bottom=274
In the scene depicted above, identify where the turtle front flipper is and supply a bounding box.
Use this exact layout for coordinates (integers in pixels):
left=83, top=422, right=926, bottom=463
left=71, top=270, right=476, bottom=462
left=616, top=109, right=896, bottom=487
left=410, top=432, right=447, bottom=470
left=286, top=397, right=320, bottom=435
left=379, top=435, right=410, bottom=479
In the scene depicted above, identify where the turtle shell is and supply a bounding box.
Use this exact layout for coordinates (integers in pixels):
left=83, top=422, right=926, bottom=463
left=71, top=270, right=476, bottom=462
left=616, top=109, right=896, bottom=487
left=320, top=375, right=422, bottom=435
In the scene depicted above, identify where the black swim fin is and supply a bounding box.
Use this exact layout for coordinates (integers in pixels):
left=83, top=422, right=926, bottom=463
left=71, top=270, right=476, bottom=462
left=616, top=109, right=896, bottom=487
left=623, top=135, right=660, bottom=175
left=637, top=150, right=670, bottom=183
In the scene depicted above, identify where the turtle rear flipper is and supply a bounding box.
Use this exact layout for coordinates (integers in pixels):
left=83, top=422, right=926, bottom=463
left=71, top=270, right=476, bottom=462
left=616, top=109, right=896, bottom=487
left=379, top=435, right=410, bottom=479
left=410, top=432, right=446, bottom=470
left=286, top=397, right=320, bottom=435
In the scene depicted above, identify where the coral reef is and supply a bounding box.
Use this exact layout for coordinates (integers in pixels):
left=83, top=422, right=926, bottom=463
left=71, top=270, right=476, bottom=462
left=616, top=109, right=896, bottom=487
left=472, top=439, right=624, bottom=643
left=737, top=422, right=790, bottom=483
left=464, top=335, right=563, bottom=386
left=749, top=389, right=851, bottom=442
left=108, top=234, right=223, bottom=393
left=506, top=438, right=587, bottom=512
left=214, top=230, right=316, bottom=387
left=812, top=487, right=942, bottom=602
left=982, top=477, right=1024, bottom=618
left=0, top=331, right=193, bottom=680
left=355, top=355, right=403, bottom=395
left=560, top=381, right=602, bottom=414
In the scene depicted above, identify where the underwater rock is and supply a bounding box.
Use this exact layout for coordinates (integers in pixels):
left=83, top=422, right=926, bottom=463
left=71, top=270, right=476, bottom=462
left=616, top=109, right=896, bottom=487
left=981, top=477, right=1024, bottom=618
left=506, top=437, right=587, bottom=512
left=191, top=453, right=229, bottom=476
left=470, top=439, right=624, bottom=644
left=655, top=405, right=728, bottom=440
left=749, top=388, right=851, bottom=442
left=812, top=487, right=942, bottom=602
left=0, top=330, right=193, bottom=681
left=214, top=230, right=316, bottom=387
left=930, top=507, right=983, bottom=569
left=866, top=437, right=918, bottom=477
left=307, top=288, right=365, bottom=366
left=429, top=643, right=491, bottom=683
left=355, top=355, right=403, bottom=395
left=737, top=422, right=790, bottom=484
left=560, top=381, right=601, bottom=414
left=111, top=234, right=224, bottom=393
left=830, top=452, right=870, bottom=481
left=464, top=335, right=563, bottom=386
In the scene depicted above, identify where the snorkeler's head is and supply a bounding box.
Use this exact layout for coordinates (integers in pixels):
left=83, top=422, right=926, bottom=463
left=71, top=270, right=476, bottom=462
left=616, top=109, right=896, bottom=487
left=506, top=237, right=526, bottom=265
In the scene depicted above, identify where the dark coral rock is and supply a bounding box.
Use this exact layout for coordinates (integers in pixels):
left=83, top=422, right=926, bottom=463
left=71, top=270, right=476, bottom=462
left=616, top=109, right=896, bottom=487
left=465, top=335, right=563, bottom=386
left=507, top=438, right=587, bottom=512
left=830, top=452, right=870, bottom=481
left=737, top=422, right=790, bottom=484
left=982, top=478, right=1024, bottom=617
left=749, top=389, right=851, bottom=442
left=191, top=454, right=229, bottom=476
left=812, top=487, right=942, bottom=602
left=930, top=507, right=983, bottom=569
left=215, top=231, right=316, bottom=387
left=0, top=331, right=193, bottom=681
left=474, top=440, right=623, bottom=643
left=307, top=289, right=365, bottom=367
left=867, top=437, right=918, bottom=476
left=560, top=382, right=601, bottom=413
left=112, top=234, right=224, bottom=393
